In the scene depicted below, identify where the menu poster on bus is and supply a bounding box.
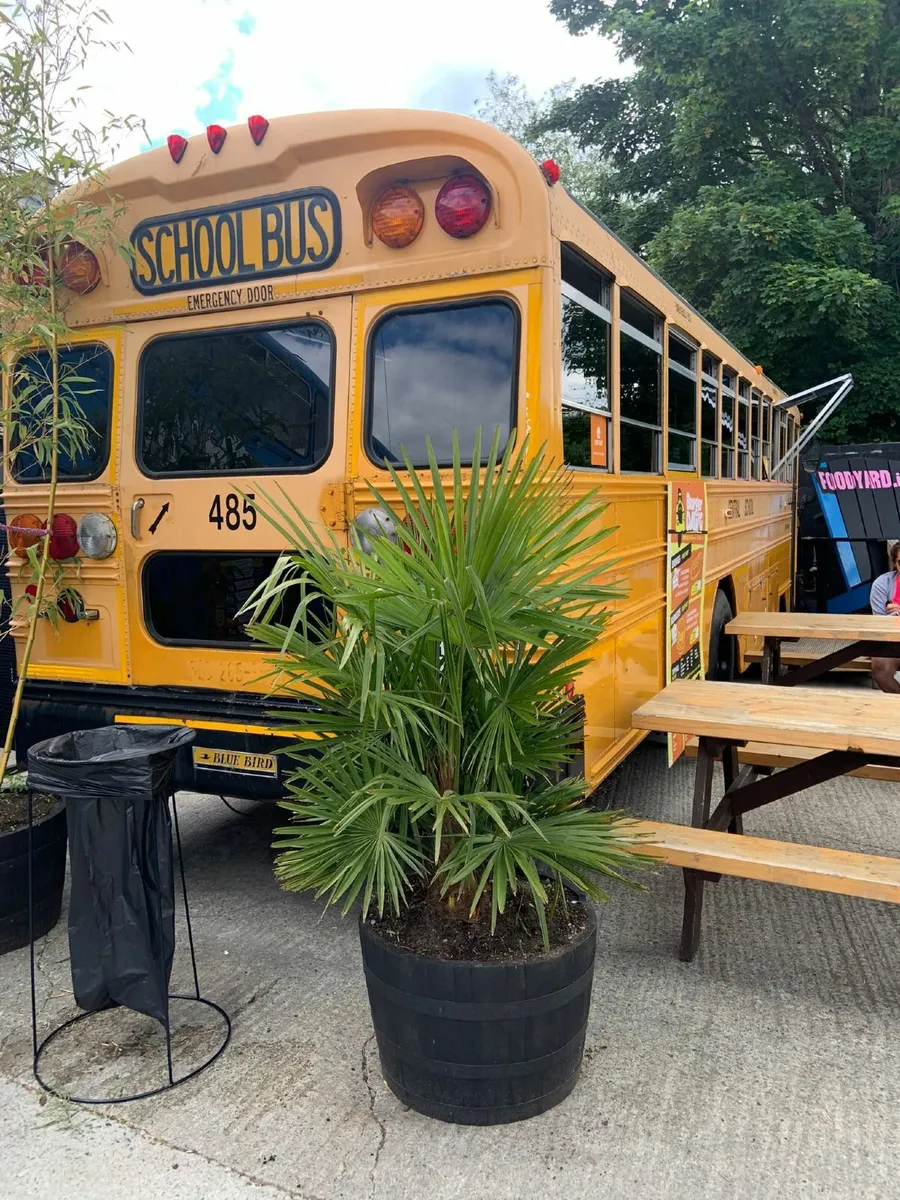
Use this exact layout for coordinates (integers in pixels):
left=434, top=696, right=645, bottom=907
left=665, top=481, right=708, bottom=766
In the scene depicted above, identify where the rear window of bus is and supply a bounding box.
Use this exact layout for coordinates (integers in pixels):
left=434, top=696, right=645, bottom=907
left=10, top=345, right=113, bottom=482
left=138, top=321, right=333, bottom=476
left=365, top=298, right=519, bottom=467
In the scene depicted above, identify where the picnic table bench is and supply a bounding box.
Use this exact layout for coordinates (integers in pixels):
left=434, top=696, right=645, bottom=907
left=631, top=678, right=900, bottom=961
left=726, top=610, right=900, bottom=685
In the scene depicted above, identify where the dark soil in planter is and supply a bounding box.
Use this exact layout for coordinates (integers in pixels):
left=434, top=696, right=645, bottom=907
left=0, top=792, right=57, bottom=835
left=367, top=888, right=590, bottom=963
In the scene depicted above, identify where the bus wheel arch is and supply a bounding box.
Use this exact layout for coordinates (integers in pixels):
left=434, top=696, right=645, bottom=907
left=707, top=585, right=736, bottom=682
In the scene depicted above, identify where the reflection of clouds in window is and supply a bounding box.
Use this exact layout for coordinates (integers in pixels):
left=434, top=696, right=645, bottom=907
left=561, top=296, right=609, bottom=412
left=141, top=322, right=333, bottom=475
left=370, top=302, right=517, bottom=465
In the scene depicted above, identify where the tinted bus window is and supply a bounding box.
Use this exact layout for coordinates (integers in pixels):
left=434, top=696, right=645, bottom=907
left=367, top=299, right=518, bottom=467
left=620, top=294, right=662, bottom=473
left=561, top=249, right=611, bottom=470
left=11, top=345, right=113, bottom=482
left=144, top=552, right=332, bottom=646
left=139, top=322, right=333, bottom=476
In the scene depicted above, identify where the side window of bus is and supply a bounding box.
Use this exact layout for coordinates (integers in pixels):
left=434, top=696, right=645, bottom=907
left=667, top=332, right=698, bottom=470
left=560, top=247, right=611, bottom=469
left=10, top=345, right=113, bottom=482
left=620, top=294, right=662, bottom=473
left=737, top=379, right=750, bottom=479
left=762, top=396, right=772, bottom=477
left=139, top=321, right=333, bottom=476
left=721, top=368, right=736, bottom=479
left=750, top=388, right=762, bottom=480
left=366, top=299, right=518, bottom=468
left=700, top=353, right=719, bottom=478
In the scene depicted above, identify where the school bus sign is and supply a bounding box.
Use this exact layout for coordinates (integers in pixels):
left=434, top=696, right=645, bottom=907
left=129, top=187, right=341, bottom=295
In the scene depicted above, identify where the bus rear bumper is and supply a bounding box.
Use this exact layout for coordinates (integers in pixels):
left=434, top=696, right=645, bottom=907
left=17, top=681, right=316, bottom=801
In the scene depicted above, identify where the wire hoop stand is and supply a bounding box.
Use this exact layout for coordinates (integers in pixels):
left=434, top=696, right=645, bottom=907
left=28, top=790, right=231, bottom=1104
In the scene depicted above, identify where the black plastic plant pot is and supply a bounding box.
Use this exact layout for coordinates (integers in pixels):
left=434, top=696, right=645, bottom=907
left=358, top=906, right=597, bottom=1125
left=0, top=800, right=67, bottom=955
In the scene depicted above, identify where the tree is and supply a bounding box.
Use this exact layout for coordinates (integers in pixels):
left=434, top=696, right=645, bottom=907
left=475, top=71, right=614, bottom=209
left=0, top=0, right=141, bottom=783
left=538, top=0, right=900, bottom=441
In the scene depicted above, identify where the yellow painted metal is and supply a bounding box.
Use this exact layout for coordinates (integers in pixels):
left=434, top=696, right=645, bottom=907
left=1, top=111, right=796, bottom=790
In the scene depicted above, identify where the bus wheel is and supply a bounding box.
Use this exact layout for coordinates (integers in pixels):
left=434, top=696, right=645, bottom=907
left=707, top=591, right=736, bottom=682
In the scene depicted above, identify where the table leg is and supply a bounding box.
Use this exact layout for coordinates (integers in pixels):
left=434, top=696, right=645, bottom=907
left=722, top=744, right=743, bottom=835
left=762, top=637, right=781, bottom=684
left=680, top=737, right=717, bottom=963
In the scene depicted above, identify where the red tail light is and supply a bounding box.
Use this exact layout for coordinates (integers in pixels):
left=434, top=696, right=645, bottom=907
left=167, top=134, right=188, bottom=163
left=207, top=124, right=227, bottom=154
left=435, top=175, right=491, bottom=239
left=49, top=513, right=78, bottom=560
left=247, top=115, right=269, bottom=145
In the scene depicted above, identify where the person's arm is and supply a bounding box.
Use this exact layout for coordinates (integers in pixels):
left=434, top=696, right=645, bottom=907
left=871, top=572, right=893, bottom=615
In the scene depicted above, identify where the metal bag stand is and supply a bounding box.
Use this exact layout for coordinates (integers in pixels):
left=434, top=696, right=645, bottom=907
left=27, top=788, right=231, bottom=1104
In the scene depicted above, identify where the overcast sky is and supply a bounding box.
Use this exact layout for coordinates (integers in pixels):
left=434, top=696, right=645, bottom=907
left=88, top=0, right=619, bottom=156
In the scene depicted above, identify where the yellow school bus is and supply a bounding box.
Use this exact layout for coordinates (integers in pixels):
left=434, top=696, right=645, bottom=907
left=2, top=110, right=798, bottom=798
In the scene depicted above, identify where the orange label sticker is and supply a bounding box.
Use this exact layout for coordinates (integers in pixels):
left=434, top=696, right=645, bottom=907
left=590, top=413, right=608, bottom=468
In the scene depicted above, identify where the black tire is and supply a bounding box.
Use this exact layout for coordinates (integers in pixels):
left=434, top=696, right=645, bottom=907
left=707, top=590, right=736, bottom=682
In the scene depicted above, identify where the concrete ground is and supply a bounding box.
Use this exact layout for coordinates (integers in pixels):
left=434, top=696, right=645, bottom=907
left=2, top=738, right=900, bottom=1200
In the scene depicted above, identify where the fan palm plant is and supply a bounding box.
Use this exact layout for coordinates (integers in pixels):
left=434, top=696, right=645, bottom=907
left=246, top=431, right=643, bottom=948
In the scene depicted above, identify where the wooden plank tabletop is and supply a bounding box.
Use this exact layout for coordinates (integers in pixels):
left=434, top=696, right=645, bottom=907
left=632, top=679, right=900, bottom=756
left=726, top=611, right=900, bottom=642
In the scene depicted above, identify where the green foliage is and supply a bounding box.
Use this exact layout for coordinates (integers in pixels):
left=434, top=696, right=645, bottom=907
left=539, top=0, right=900, bottom=441
left=247, top=433, right=644, bottom=947
left=475, top=71, right=615, bottom=208
left=0, top=1, right=141, bottom=784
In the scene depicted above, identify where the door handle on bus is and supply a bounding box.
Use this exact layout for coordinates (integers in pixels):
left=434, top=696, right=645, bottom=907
left=131, top=497, right=145, bottom=539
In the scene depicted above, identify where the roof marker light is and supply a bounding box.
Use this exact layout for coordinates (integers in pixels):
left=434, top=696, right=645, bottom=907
left=58, top=241, right=101, bottom=295
left=207, top=124, right=227, bottom=154
left=372, top=185, right=425, bottom=248
left=167, top=134, right=188, bottom=164
left=248, top=115, right=269, bottom=145
left=541, top=159, right=561, bottom=185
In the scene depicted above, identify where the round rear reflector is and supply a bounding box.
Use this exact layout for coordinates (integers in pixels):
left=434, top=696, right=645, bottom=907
left=58, top=241, right=101, bottom=295
left=49, top=513, right=78, bottom=560
left=8, top=514, right=45, bottom=555
left=434, top=175, right=491, bottom=239
left=372, top=185, right=425, bottom=248
left=77, top=512, right=117, bottom=559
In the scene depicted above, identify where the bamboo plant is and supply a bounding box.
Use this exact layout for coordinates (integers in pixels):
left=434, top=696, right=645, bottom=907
left=0, top=0, right=141, bottom=788
left=246, top=432, right=645, bottom=947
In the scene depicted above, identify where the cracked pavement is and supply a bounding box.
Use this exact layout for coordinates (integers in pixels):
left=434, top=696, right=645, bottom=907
left=2, top=742, right=900, bottom=1199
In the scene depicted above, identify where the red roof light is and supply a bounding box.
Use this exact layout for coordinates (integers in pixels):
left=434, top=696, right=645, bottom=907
left=167, top=134, right=188, bottom=164
left=248, top=115, right=269, bottom=145
left=541, top=159, right=561, bottom=185
left=434, top=175, right=491, bottom=239
left=206, top=124, right=227, bottom=154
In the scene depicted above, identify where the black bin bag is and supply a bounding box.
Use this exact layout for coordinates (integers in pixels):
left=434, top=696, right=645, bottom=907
left=27, top=725, right=196, bottom=1025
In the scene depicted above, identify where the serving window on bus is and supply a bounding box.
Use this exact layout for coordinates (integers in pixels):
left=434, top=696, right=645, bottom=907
left=560, top=246, right=611, bottom=470
left=737, top=379, right=750, bottom=479
left=667, top=332, right=698, bottom=471
left=620, top=293, right=662, bottom=473
left=721, top=368, right=736, bottom=479
left=365, top=297, right=519, bottom=467
left=700, top=353, right=719, bottom=478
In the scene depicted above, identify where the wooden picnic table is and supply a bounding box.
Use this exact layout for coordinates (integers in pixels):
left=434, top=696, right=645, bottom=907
left=632, top=678, right=900, bottom=961
left=726, top=610, right=900, bottom=685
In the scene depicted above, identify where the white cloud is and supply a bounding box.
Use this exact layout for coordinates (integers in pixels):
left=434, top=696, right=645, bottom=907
left=80, top=0, right=620, bottom=157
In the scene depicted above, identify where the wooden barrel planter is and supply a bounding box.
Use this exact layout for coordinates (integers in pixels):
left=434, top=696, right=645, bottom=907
left=359, top=906, right=597, bottom=1125
left=0, top=799, right=67, bottom=954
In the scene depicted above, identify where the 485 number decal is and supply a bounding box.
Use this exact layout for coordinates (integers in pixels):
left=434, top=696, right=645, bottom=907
left=208, top=492, right=257, bottom=531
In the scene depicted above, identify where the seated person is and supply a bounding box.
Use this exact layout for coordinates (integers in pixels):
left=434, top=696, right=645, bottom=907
left=870, top=541, right=900, bottom=693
